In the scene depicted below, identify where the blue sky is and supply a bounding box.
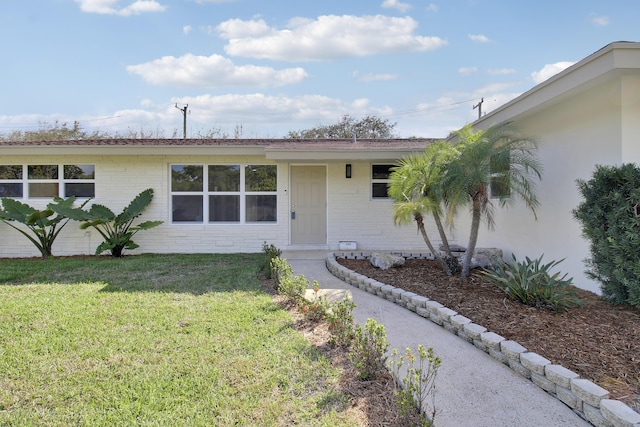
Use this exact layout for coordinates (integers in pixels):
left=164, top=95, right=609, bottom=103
left=1, top=0, right=638, bottom=138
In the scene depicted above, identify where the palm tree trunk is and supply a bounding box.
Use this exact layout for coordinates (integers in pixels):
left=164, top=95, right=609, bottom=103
left=433, top=211, right=452, bottom=257
left=415, top=213, right=452, bottom=276
left=462, top=199, right=482, bottom=278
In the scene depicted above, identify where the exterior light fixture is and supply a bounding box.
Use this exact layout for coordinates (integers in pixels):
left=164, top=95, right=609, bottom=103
left=346, top=164, right=352, bottom=178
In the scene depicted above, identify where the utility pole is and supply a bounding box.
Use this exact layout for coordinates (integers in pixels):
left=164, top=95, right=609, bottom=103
left=473, top=98, right=484, bottom=119
left=175, top=103, right=188, bottom=139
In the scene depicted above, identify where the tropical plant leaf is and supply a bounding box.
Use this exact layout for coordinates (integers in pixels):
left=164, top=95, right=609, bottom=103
left=63, top=189, right=161, bottom=257
left=88, top=204, right=116, bottom=220
left=133, top=220, right=163, bottom=231
left=95, top=241, right=114, bottom=255
left=117, top=189, right=154, bottom=224
left=482, top=254, right=582, bottom=312
left=25, top=209, right=55, bottom=225
left=0, top=198, right=36, bottom=221
left=0, top=197, right=80, bottom=258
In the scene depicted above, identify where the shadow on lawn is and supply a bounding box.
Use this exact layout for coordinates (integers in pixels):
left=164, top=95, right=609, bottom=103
left=0, top=253, right=267, bottom=296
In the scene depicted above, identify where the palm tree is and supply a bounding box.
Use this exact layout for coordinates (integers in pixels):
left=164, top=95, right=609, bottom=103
left=443, top=122, right=542, bottom=277
left=389, top=141, right=457, bottom=275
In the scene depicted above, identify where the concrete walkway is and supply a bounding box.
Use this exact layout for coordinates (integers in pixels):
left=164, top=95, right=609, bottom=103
left=283, top=251, right=589, bottom=427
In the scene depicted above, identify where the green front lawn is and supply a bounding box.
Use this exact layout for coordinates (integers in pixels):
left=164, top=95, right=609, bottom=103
left=0, top=254, right=355, bottom=426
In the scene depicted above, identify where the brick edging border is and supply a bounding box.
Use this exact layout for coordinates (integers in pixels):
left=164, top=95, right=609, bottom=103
left=327, top=251, right=640, bottom=427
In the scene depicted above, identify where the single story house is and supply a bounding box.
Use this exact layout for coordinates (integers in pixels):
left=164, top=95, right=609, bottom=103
left=462, top=41, right=640, bottom=294
left=0, top=137, right=445, bottom=258
left=2, top=41, right=638, bottom=296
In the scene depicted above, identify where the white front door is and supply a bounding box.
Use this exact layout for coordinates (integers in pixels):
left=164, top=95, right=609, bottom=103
left=290, top=166, right=327, bottom=245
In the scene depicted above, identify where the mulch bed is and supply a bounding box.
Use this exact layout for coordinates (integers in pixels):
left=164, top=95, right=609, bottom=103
left=336, top=258, right=640, bottom=410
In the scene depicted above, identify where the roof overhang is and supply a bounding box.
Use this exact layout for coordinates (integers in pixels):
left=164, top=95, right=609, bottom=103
left=264, top=147, right=426, bottom=161
left=0, top=145, right=267, bottom=156
left=474, top=41, right=640, bottom=127
left=0, top=138, right=432, bottom=160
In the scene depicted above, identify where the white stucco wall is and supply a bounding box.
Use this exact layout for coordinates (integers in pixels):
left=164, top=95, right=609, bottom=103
left=460, top=74, right=640, bottom=294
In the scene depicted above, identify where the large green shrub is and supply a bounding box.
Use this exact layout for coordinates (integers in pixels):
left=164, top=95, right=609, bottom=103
left=573, top=163, right=640, bottom=308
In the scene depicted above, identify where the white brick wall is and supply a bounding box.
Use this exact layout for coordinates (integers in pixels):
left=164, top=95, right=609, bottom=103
left=326, top=161, right=455, bottom=252
left=0, top=155, right=455, bottom=257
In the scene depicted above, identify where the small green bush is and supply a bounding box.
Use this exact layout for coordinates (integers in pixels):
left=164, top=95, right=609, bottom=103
left=299, top=281, right=329, bottom=322
left=260, top=241, right=282, bottom=279
left=388, top=345, right=441, bottom=426
left=271, top=257, right=308, bottom=303
left=327, top=297, right=357, bottom=348
left=482, top=255, right=583, bottom=312
left=270, top=256, right=292, bottom=283
left=349, top=318, right=389, bottom=381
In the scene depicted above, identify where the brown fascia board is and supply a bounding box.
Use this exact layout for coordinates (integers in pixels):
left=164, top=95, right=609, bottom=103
left=0, top=138, right=435, bottom=158
left=265, top=139, right=433, bottom=160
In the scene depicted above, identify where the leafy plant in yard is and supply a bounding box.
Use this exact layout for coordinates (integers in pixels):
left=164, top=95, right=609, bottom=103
left=53, top=188, right=162, bottom=257
left=260, top=241, right=282, bottom=278
left=349, top=318, right=389, bottom=381
left=0, top=197, right=88, bottom=259
left=298, top=280, right=329, bottom=322
left=481, top=254, right=583, bottom=312
left=270, top=255, right=292, bottom=283
left=573, top=163, right=640, bottom=308
left=271, top=257, right=308, bottom=302
left=388, top=345, right=441, bottom=426
left=327, top=297, right=357, bottom=348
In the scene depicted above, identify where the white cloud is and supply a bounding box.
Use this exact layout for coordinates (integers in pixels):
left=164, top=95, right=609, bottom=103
left=468, top=34, right=491, bottom=43
left=172, top=93, right=378, bottom=125
left=487, top=68, right=516, bottom=75
left=473, top=82, right=521, bottom=97
left=531, top=61, right=575, bottom=84
left=458, top=66, right=477, bottom=76
left=590, top=14, right=610, bottom=26
left=217, top=18, right=273, bottom=38
left=217, top=15, right=447, bottom=61
left=353, top=71, right=399, bottom=82
left=435, top=81, right=523, bottom=122
left=74, top=0, right=166, bottom=16
left=183, top=25, right=192, bottom=35
left=126, top=54, right=308, bottom=87
left=381, top=0, right=412, bottom=13
left=426, top=3, right=438, bottom=12
left=4, top=93, right=381, bottom=138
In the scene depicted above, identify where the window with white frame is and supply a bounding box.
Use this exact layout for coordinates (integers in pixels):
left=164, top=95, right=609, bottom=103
left=171, top=164, right=277, bottom=223
left=371, top=164, right=394, bottom=199
left=0, top=164, right=95, bottom=198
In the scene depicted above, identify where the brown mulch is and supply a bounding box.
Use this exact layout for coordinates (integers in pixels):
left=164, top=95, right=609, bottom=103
left=336, top=258, right=640, bottom=411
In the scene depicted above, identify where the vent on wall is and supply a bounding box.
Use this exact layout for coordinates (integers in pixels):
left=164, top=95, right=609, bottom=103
left=339, top=241, right=357, bottom=250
